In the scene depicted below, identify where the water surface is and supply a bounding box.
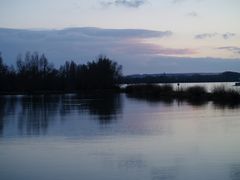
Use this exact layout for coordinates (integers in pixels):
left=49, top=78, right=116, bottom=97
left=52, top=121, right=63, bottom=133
left=0, top=92, right=240, bottom=180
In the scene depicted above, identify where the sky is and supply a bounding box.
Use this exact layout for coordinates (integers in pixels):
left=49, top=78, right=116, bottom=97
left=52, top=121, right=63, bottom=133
left=0, top=0, right=240, bottom=74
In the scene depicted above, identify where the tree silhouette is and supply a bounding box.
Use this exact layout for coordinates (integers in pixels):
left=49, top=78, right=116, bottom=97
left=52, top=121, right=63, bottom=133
left=0, top=52, right=122, bottom=93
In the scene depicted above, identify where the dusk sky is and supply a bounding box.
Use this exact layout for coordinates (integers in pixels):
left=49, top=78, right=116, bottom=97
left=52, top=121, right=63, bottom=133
left=1, top=0, right=240, bottom=74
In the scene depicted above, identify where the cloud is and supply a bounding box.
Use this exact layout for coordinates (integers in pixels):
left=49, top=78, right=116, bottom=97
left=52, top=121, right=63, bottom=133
left=0, top=28, right=240, bottom=74
left=141, top=56, right=240, bottom=74
left=172, top=0, right=204, bottom=3
left=116, top=41, right=196, bottom=55
left=195, top=32, right=236, bottom=40
left=101, top=0, right=147, bottom=8
left=0, top=27, right=200, bottom=74
left=0, top=27, right=187, bottom=61
left=172, top=0, right=186, bottom=3
left=218, top=46, right=240, bottom=54
left=1, top=27, right=239, bottom=75
left=186, top=11, right=198, bottom=17
left=0, top=27, right=172, bottom=43
left=194, top=33, right=217, bottom=39
left=0, top=27, right=179, bottom=67
left=62, top=27, right=172, bottom=39
left=222, top=33, right=236, bottom=40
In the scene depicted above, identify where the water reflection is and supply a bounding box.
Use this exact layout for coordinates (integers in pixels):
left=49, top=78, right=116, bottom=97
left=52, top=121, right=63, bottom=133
left=0, top=97, right=6, bottom=135
left=127, top=93, right=240, bottom=109
left=230, top=164, right=240, bottom=180
left=126, top=94, right=174, bottom=106
left=118, top=155, right=147, bottom=170
left=64, top=93, right=122, bottom=124
left=213, top=101, right=240, bottom=109
left=151, top=167, right=177, bottom=180
left=18, top=95, right=61, bottom=135
left=0, top=93, right=122, bottom=136
left=0, top=96, right=19, bottom=135
left=1, top=93, right=240, bottom=137
left=0, top=93, right=240, bottom=180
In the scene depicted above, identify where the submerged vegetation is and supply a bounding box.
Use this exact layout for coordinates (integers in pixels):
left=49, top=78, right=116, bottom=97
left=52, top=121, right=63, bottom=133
left=124, top=84, right=240, bottom=106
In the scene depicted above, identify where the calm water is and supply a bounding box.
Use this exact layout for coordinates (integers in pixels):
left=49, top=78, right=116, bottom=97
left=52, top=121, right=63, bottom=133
left=0, top=91, right=240, bottom=180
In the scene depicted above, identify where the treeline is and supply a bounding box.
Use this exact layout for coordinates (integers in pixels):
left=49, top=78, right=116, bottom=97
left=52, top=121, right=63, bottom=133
left=123, top=72, right=240, bottom=84
left=0, top=52, right=122, bottom=93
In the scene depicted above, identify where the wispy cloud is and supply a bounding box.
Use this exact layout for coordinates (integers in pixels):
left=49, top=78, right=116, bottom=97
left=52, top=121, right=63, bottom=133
left=222, top=33, right=236, bottom=40
left=186, top=11, right=198, bottom=17
left=195, top=32, right=236, bottom=40
left=62, top=27, right=172, bottom=39
left=195, top=33, right=217, bottom=39
left=172, top=0, right=204, bottom=3
left=0, top=27, right=180, bottom=65
left=172, top=0, right=186, bottom=3
left=218, top=46, right=240, bottom=54
left=101, top=0, right=147, bottom=8
left=116, top=41, right=196, bottom=55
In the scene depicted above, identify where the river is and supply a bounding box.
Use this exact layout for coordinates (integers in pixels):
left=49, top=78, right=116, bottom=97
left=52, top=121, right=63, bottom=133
left=0, top=89, right=240, bottom=180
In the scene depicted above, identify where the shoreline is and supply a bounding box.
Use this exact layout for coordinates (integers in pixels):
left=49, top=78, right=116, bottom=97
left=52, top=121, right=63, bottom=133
left=1, top=84, right=240, bottom=106
left=123, top=84, right=240, bottom=106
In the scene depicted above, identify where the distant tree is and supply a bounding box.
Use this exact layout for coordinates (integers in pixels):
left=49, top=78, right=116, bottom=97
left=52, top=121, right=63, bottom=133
left=59, top=60, right=78, bottom=90
left=15, top=52, right=57, bottom=92
left=0, top=52, right=17, bottom=91
left=0, top=52, right=5, bottom=91
left=0, top=52, right=122, bottom=93
left=84, top=56, right=122, bottom=89
left=60, top=56, right=122, bottom=90
left=0, top=52, right=7, bottom=75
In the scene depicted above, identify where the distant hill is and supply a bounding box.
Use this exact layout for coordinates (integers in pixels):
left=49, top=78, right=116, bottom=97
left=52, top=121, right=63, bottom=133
left=122, top=71, right=240, bottom=84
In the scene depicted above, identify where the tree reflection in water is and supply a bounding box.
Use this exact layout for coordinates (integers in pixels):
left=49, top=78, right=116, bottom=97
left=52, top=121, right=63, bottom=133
left=0, top=97, right=7, bottom=135
left=0, top=93, right=122, bottom=136
left=0, top=96, right=19, bottom=135
left=1, top=93, right=239, bottom=136
left=230, top=164, right=240, bottom=180
left=17, top=95, right=61, bottom=135
left=59, top=93, right=122, bottom=124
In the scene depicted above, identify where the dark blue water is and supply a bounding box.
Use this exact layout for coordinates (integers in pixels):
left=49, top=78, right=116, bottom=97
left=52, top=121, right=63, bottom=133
left=0, top=92, right=240, bottom=180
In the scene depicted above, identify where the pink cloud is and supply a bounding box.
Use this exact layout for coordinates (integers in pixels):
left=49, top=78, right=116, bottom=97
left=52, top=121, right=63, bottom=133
left=114, top=41, right=197, bottom=55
